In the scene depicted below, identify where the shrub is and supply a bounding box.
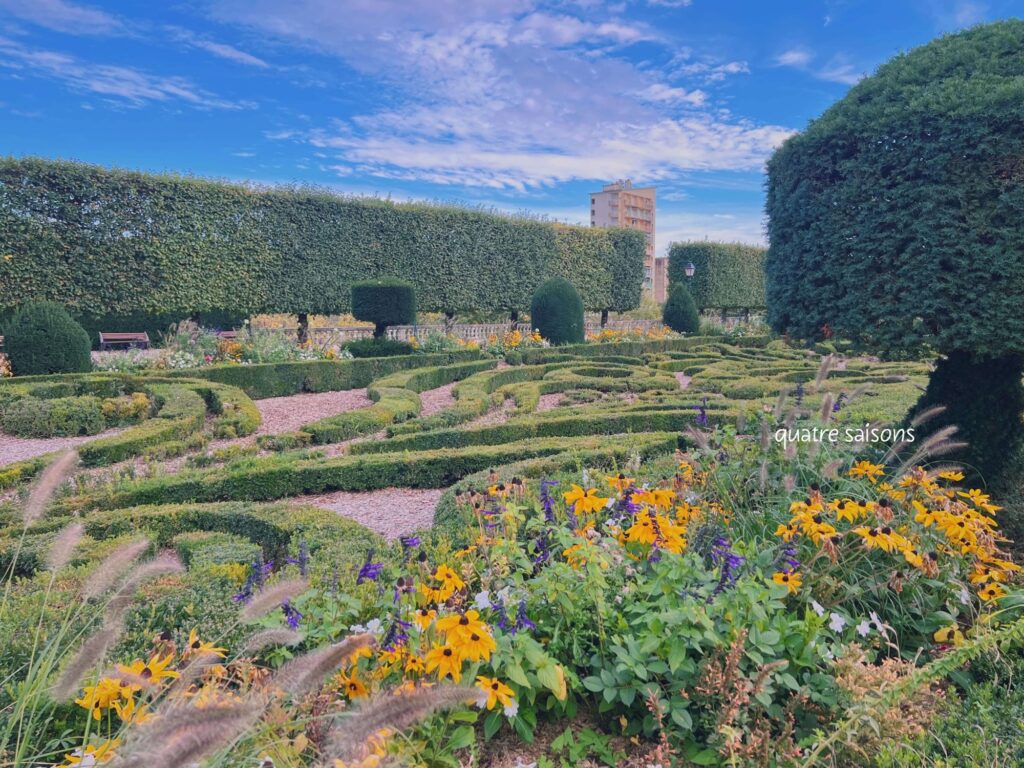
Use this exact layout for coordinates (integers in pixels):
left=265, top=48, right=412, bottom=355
left=662, top=283, right=700, bottom=334
left=531, top=278, right=584, bottom=345
left=668, top=242, right=766, bottom=311
left=764, top=20, right=1024, bottom=518
left=351, top=278, right=416, bottom=338
left=5, top=301, right=91, bottom=376
left=342, top=337, right=416, bottom=358
left=1, top=395, right=106, bottom=438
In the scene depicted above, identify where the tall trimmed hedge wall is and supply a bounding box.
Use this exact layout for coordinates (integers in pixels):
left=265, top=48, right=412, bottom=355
left=667, top=242, right=766, bottom=311
left=0, top=157, right=644, bottom=317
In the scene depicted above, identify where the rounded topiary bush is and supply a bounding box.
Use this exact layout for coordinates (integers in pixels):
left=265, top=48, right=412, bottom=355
left=351, top=279, right=416, bottom=338
left=6, top=301, right=92, bottom=376
left=531, top=278, right=584, bottom=345
left=764, top=20, right=1024, bottom=520
left=663, top=284, right=700, bottom=334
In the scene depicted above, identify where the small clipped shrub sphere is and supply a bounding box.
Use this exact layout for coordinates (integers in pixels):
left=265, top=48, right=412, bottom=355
left=351, top=279, right=416, bottom=338
left=6, top=301, right=92, bottom=375
left=530, top=278, right=584, bottom=345
left=662, top=284, right=700, bottom=334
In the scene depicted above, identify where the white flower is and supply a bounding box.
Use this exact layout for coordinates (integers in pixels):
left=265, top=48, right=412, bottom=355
left=856, top=620, right=872, bottom=637
left=604, top=496, right=616, bottom=509
left=581, top=469, right=590, bottom=485
left=958, top=588, right=971, bottom=605
left=869, top=611, right=888, bottom=637
left=828, top=612, right=846, bottom=632
left=503, top=701, right=519, bottom=718
left=811, top=600, right=825, bottom=617
left=473, top=590, right=492, bottom=610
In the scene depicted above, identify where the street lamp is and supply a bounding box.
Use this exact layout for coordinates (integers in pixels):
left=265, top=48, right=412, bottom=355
left=684, top=261, right=696, bottom=279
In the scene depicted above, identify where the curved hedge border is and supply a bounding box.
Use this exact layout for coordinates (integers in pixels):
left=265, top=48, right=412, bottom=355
left=0, top=157, right=644, bottom=317
left=51, top=433, right=681, bottom=514
left=160, top=349, right=484, bottom=399
left=667, top=242, right=767, bottom=311
left=301, top=358, right=497, bottom=444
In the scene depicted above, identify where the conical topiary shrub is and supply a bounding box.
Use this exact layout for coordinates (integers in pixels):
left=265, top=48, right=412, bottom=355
left=6, top=301, right=92, bottom=375
left=663, top=283, right=700, bottom=334
left=530, top=278, right=584, bottom=345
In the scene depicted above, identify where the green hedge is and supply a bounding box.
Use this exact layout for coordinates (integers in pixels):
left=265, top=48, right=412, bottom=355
left=0, top=157, right=643, bottom=316
left=350, top=408, right=731, bottom=455
left=301, top=359, right=496, bottom=444
left=54, top=434, right=680, bottom=513
left=160, top=350, right=484, bottom=399
left=667, top=242, right=766, bottom=311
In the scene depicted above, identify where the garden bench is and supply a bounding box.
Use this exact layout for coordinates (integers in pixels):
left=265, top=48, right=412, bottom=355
left=216, top=330, right=239, bottom=340
left=98, top=331, right=150, bottom=351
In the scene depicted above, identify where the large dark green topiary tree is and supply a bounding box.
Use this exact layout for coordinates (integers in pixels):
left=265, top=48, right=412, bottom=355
left=531, top=278, right=584, bottom=345
left=765, top=21, right=1024, bottom=515
left=662, top=284, right=700, bottom=334
left=6, top=301, right=92, bottom=375
left=351, top=279, right=416, bottom=338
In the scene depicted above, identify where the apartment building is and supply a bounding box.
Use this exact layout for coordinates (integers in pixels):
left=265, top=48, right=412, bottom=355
left=590, top=179, right=664, bottom=301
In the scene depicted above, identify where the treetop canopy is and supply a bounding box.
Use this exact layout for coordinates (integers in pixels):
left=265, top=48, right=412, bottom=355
left=765, top=20, right=1024, bottom=358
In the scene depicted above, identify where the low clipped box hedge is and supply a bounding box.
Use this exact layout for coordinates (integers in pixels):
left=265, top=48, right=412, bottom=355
left=342, top=338, right=416, bottom=358
left=54, top=434, right=681, bottom=513
left=1, top=395, right=106, bottom=437
left=351, top=278, right=416, bottom=338
left=161, top=350, right=484, bottom=399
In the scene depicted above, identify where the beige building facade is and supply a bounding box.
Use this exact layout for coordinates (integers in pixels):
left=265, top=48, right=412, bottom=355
left=589, top=180, right=664, bottom=301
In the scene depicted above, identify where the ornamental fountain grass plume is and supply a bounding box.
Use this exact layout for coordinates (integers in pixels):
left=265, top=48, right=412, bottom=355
left=765, top=20, right=1024, bottom=534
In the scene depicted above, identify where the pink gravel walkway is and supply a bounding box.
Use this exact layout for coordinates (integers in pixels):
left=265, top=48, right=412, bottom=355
left=293, top=487, right=444, bottom=538
left=675, top=372, right=692, bottom=390
left=0, top=428, right=125, bottom=467
left=255, top=388, right=372, bottom=435
left=536, top=393, right=563, bottom=412
left=418, top=383, right=457, bottom=417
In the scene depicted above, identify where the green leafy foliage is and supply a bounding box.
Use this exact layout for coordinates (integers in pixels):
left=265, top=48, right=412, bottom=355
left=5, top=301, right=91, bottom=375
left=667, top=242, right=766, bottom=311
left=531, top=278, right=584, bottom=345
left=0, top=157, right=643, bottom=316
left=662, top=283, right=700, bottom=333
left=764, top=20, right=1024, bottom=357
left=351, top=278, right=416, bottom=337
left=342, top=338, right=416, bottom=358
left=764, top=21, right=1024, bottom=515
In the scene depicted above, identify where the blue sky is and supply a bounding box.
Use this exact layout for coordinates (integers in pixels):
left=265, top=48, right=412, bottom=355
left=1, top=0, right=1021, bottom=253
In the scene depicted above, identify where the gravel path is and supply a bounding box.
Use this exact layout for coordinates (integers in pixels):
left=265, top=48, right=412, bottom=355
left=536, top=394, right=563, bottom=412
left=418, top=382, right=457, bottom=417
left=0, top=428, right=125, bottom=466
left=293, top=487, right=444, bottom=538
left=676, top=372, right=692, bottom=390
left=463, top=397, right=517, bottom=428
left=254, top=388, right=372, bottom=435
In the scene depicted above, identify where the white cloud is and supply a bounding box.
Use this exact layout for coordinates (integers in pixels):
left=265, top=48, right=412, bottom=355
left=0, top=35, right=252, bottom=108
left=925, top=0, right=988, bottom=28
left=816, top=60, right=863, bottom=85
left=0, top=0, right=126, bottom=36
left=775, top=48, right=812, bottom=67
left=658, top=209, right=766, bottom=253
left=646, top=0, right=693, bottom=6
left=212, top=0, right=790, bottom=190
left=170, top=29, right=270, bottom=68
left=636, top=83, right=706, bottom=106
